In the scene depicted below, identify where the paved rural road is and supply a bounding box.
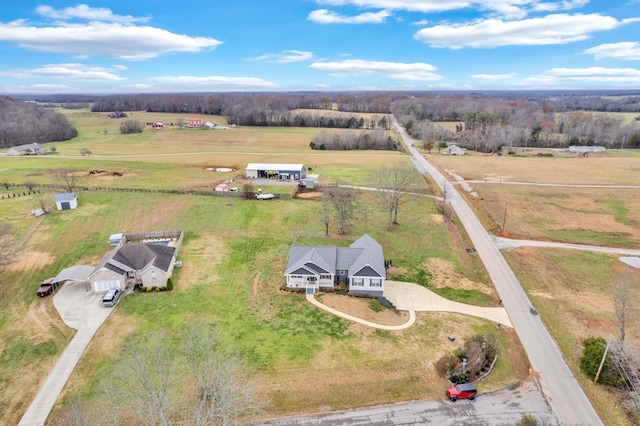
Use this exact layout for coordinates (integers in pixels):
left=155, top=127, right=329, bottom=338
left=251, top=379, right=556, bottom=426
left=393, top=117, right=603, bottom=426
left=493, top=235, right=640, bottom=256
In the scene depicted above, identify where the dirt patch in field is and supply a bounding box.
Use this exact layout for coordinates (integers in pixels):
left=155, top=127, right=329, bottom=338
left=6, top=251, right=55, bottom=271
left=317, top=293, right=409, bottom=327
left=430, top=214, right=444, bottom=223
left=425, top=257, right=492, bottom=294
left=295, top=191, right=322, bottom=200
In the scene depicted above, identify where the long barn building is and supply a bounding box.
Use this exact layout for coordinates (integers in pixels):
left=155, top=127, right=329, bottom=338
left=245, top=163, right=306, bottom=180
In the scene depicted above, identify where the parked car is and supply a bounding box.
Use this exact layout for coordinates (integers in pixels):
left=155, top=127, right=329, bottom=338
left=256, top=193, right=275, bottom=200
left=36, top=278, right=59, bottom=297
left=446, top=383, right=477, bottom=401
left=102, top=289, right=121, bottom=307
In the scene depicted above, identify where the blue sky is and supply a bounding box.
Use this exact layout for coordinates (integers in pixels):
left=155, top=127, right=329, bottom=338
left=0, top=1, right=639, bottom=93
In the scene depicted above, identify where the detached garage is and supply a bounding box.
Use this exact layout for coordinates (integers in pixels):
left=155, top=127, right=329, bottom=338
left=55, top=193, right=78, bottom=210
left=245, top=163, right=306, bottom=180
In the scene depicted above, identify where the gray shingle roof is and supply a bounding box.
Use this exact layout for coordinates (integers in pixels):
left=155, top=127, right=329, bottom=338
left=285, top=234, right=385, bottom=279
left=54, top=192, right=76, bottom=202
left=92, top=242, right=176, bottom=277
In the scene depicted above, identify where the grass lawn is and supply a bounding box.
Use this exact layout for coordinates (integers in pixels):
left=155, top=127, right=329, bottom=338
left=0, top=183, right=521, bottom=424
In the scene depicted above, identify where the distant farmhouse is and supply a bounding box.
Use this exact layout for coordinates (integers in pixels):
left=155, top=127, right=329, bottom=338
left=442, top=145, right=467, bottom=156
left=6, top=143, right=46, bottom=156
left=107, top=111, right=127, bottom=118
left=568, top=146, right=606, bottom=154
left=285, top=234, right=386, bottom=297
left=246, top=163, right=306, bottom=180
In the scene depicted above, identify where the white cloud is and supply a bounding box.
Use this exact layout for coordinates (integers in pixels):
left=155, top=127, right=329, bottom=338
left=251, top=50, right=314, bottom=63
left=35, top=4, right=149, bottom=24
left=0, top=5, right=221, bottom=60
left=308, top=9, right=391, bottom=24
left=152, top=75, right=277, bottom=88
left=414, top=14, right=622, bottom=49
left=528, top=67, right=640, bottom=85
left=316, top=0, right=589, bottom=18
left=470, top=73, right=518, bottom=80
left=316, top=1, right=472, bottom=13
left=585, top=42, right=640, bottom=60
left=309, top=59, right=442, bottom=81
left=0, top=63, right=125, bottom=80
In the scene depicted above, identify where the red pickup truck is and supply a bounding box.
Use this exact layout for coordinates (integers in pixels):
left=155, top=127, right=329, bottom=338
left=36, top=278, right=59, bottom=297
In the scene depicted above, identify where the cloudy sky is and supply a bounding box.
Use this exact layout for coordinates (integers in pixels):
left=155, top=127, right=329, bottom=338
left=0, top=1, right=639, bottom=93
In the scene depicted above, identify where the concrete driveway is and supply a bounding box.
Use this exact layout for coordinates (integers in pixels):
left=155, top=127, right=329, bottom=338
left=19, top=281, right=115, bottom=426
left=384, top=281, right=512, bottom=328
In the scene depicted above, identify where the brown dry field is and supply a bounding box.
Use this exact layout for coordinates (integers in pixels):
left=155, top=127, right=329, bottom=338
left=426, top=152, right=640, bottom=246
left=428, top=150, right=640, bottom=185
left=425, top=149, right=640, bottom=424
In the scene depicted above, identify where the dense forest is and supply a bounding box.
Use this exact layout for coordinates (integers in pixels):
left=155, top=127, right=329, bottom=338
left=0, top=97, right=78, bottom=147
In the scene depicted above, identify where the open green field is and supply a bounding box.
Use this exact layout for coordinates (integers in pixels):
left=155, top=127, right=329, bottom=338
left=0, top=110, right=524, bottom=424
left=0, top=189, right=522, bottom=424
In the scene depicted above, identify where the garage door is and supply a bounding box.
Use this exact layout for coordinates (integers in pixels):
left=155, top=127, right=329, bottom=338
left=93, top=280, right=120, bottom=292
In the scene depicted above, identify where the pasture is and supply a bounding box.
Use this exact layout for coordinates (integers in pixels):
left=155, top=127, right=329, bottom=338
left=0, top=111, right=525, bottom=424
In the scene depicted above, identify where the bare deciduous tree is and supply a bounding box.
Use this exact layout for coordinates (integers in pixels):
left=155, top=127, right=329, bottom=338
left=327, top=186, right=356, bottom=235
left=53, top=169, right=79, bottom=193
left=182, top=327, right=262, bottom=426
left=614, top=270, right=637, bottom=347
left=60, top=327, right=262, bottom=426
left=320, top=188, right=332, bottom=236
left=371, top=163, right=416, bottom=231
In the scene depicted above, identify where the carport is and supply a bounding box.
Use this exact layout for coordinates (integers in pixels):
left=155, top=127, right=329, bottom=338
left=53, top=265, right=94, bottom=284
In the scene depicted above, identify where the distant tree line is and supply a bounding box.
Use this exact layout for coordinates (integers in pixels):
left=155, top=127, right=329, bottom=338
left=310, top=130, right=397, bottom=150
left=0, top=97, right=78, bottom=148
left=393, top=95, right=640, bottom=151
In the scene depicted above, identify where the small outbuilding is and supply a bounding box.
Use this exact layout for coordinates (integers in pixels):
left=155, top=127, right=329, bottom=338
left=55, top=193, right=78, bottom=210
left=246, top=163, right=306, bottom=180
left=215, top=183, right=229, bottom=192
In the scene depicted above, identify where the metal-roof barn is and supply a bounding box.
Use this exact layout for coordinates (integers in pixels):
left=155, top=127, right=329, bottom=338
left=245, top=163, right=306, bottom=180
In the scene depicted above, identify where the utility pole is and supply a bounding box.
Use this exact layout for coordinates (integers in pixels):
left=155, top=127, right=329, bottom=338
left=501, top=202, right=508, bottom=233
left=594, top=336, right=611, bottom=385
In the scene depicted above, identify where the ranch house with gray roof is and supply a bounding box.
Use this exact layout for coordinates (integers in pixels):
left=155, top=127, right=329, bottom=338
left=88, top=242, right=178, bottom=293
left=285, top=234, right=386, bottom=296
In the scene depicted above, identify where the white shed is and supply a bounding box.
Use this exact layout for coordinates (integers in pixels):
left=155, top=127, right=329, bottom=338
left=55, top=193, right=78, bottom=210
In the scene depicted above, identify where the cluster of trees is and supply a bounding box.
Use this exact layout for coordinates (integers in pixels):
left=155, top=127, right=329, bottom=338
left=119, top=119, right=144, bottom=134
left=310, top=130, right=397, bottom=151
left=57, top=327, right=262, bottom=425
left=394, top=95, right=640, bottom=151
left=0, top=97, right=77, bottom=147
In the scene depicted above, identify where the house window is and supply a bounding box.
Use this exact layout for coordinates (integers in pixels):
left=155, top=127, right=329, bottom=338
left=307, top=276, right=317, bottom=282
left=151, top=271, right=157, bottom=282
left=352, top=278, right=364, bottom=287
left=371, top=278, right=383, bottom=287
left=338, top=269, right=347, bottom=275
left=291, top=275, right=303, bottom=279
left=320, top=274, right=331, bottom=280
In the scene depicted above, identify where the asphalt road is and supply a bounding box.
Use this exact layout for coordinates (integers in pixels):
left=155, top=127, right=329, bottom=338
left=393, top=118, right=603, bottom=426
left=251, top=380, right=556, bottom=426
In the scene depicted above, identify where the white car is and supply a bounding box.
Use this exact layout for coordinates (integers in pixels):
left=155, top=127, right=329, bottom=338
left=256, top=193, right=275, bottom=200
